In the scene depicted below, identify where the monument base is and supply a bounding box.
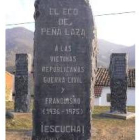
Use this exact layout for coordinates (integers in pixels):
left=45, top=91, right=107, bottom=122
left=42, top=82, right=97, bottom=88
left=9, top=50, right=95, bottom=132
left=101, top=111, right=135, bottom=120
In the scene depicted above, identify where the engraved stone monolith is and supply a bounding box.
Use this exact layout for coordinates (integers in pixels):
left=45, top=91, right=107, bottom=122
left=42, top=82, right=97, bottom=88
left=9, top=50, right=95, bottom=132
left=109, top=53, right=128, bottom=113
left=32, top=0, right=96, bottom=139
left=14, top=54, right=31, bottom=112
left=101, top=53, right=135, bottom=120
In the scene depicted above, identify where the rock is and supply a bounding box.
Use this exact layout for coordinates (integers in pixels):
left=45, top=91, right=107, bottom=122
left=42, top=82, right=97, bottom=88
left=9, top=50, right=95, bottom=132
left=109, top=53, right=128, bottom=113
left=32, top=0, right=97, bottom=139
left=14, top=54, right=31, bottom=113
left=6, top=111, right=14, bottom=119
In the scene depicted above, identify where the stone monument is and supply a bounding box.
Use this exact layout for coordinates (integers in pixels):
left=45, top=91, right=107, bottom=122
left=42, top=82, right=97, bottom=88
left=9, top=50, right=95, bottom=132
left=101, top=53, right=135, bottom=119
left=14, top=54, right=30, bottom=112
left=109, top=53, right=128, bottom=113
left=32, top=0, right=97, bottom=139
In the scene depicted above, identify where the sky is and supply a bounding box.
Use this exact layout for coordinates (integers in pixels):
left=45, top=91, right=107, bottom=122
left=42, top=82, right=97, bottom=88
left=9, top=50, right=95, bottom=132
left=5, top=0, right=135, bottom=46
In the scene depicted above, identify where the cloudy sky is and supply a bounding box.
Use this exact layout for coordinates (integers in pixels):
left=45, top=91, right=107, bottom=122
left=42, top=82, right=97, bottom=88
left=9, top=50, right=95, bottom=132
left=6, top=0, right=135, bottom=46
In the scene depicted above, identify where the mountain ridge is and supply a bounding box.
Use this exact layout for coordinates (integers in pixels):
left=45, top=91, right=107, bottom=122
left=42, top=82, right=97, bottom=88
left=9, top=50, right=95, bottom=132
left=6, top=27, right=135, bottom=72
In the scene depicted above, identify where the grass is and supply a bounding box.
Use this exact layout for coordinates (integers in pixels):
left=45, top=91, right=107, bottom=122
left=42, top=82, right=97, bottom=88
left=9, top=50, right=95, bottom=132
left=6, top=113, right=32, bottom=130
left=6, top=102, right=135, bottom=140
left=6, top=100, right=33, bottom=130
left=6, top=101, right=14, bottom=110
left=92, top=106, right=135, bottom=118
left=6, top=100, right=34, bottom=111
left=92, top=106, right=135, bottom=140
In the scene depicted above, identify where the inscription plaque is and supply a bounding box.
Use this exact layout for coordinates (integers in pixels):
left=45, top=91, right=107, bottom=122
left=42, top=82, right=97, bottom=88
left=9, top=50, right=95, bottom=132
left=14, top=54, right=30, bottom=112
left=109, top=53, right=128, bottom=113
left=32, top=0, right=95, bottom=139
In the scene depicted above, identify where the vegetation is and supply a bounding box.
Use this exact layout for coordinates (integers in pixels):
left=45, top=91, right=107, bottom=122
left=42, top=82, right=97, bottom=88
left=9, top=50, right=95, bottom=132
left=6, top=102, right=135, bottom=140
left=6, top=100, right=33, bottom=130
left=6, top=28, right=135, bottom=73
left=92, top=106, right=135, bottom=140
left=6, top=101, right=14, bottom=110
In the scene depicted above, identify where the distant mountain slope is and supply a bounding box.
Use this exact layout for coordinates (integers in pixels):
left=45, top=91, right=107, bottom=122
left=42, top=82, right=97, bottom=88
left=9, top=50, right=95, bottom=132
left=117, top=45, right=135, bottom=67
left=6, top=27, right=34, bottom=72
left=6, top=27, right=135, bottom=72
left=97, top=39, right=135, bottom=68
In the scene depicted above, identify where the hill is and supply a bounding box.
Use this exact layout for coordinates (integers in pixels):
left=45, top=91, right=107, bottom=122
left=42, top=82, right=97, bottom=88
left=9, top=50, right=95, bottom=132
left=6, top=27, right=135, bottom=72
left=6, top=27, right=33, bottom=72
left=97, top=39, right=135, bottom=68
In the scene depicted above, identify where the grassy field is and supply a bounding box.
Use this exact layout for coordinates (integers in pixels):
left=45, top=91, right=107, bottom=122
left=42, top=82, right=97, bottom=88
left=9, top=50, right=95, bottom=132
left=6, top=101, right=33, bottom=130
left=6, top=101, right=135, bottom=140
left=92, top=106, right=135, bottom=140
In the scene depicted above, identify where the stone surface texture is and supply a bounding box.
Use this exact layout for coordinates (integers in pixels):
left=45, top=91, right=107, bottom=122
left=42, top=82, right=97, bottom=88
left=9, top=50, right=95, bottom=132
left=101, top=111, right=135, bottom=120
left=32, top=0, right=97, bottom=139
left=109, top=53, right=128, bottom=114
left=14, top=54, right=30, bottom=112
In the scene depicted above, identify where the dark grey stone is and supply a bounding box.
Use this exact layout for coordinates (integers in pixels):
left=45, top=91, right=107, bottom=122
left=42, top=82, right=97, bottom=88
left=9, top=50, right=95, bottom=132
left=101, top=111, right=135, bottom=120
left=6, top=111, right=14, bottom=119
left=109, top=53, right=128, bottom=114
left=14, top=54, right=31, bottom=113
left=32, top=0, right=96, bottom=139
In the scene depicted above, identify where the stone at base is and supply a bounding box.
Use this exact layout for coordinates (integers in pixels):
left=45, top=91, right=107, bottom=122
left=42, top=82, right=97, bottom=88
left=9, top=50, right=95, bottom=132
left=101, top=111, right=135, bottom=120
left=6, top=111, right=14, bottom=119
